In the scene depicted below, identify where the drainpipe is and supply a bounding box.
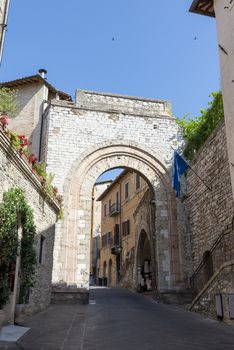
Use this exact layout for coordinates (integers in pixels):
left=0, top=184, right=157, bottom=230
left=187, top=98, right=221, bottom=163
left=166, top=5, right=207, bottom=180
left=0, top=0, right=10, bottom=66
left=116, top=182, right=122, bottom=282
left=38, top=69, right=48, bottom=161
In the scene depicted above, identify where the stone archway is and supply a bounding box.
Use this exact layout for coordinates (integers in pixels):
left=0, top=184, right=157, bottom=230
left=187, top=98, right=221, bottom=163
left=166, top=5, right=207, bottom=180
left=108, top=259, right=112, bottom=286
left=52, top=140, right=182, bottom=295
left=136, top=229, right=152, bottom=292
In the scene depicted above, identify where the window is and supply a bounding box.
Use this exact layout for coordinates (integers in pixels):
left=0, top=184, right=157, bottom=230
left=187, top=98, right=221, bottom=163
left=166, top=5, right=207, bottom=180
left=116, top=192, right=119, bottom=207
left=104, top=204, right=107, bottom=217
left=107, top=232, right=113, bottom=246
left=136, top=174, right=141, bottom=190
left=122, top=220, right=130, bottom=236
left=108, top=199, right=112, bottom=213
left=102, top=235, right=107, bottom=247
left=125, top=183, right=129, bottom=200
left=39, top=235, right=45, bottom=264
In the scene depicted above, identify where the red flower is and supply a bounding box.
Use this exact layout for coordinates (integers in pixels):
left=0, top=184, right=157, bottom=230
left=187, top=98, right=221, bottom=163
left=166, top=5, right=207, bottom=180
left=0, top=115, right=9, bottom=128
left=53, top=187, right=58, bottom=194
left=29, top=153, right=38, bottom=164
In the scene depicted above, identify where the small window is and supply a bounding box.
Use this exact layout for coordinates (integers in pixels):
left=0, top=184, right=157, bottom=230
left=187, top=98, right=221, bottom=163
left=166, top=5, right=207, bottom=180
left=136, top=174, right=141, bottom=190
left=102, top=234, right=107, bottom=247
left=125, top=183, right=129, bottom=200
left=39, top=235, right=45, bottom=264
left=107, top=232, right=113, bottom=246
left=122, top=220, right=130, bottom=236
left=116, top=191, right=119, bottom=205
left=109, top=199, right=112, bottom=213
left=104, top=204, right=107, bottom=217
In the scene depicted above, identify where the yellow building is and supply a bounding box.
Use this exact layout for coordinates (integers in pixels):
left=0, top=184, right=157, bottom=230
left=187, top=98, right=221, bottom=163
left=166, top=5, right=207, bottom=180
left=97, top=170, right=149, bottom=287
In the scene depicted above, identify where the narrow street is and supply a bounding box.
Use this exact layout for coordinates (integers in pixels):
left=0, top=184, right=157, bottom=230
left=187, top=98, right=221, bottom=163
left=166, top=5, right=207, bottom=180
left=2, top=287, right=234, bottom=350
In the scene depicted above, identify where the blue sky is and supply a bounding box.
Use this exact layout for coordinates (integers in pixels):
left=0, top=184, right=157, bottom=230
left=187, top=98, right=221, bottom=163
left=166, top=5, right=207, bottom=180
left=0, top=1, right=220, bottom=181
left=1, top=0, right=219, bottom=119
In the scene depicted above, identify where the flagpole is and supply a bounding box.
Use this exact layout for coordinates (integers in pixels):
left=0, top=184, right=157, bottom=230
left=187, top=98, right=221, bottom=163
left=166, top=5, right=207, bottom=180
left=187, top=165, right=212, bottom=192
left=170, top=146, right=212, bottom=192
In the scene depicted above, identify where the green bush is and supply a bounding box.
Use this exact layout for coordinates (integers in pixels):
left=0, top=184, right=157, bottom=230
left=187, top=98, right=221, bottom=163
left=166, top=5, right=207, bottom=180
left=176, top=92, right=224, bottom=160
left=0, top=188, right=37, bottom=308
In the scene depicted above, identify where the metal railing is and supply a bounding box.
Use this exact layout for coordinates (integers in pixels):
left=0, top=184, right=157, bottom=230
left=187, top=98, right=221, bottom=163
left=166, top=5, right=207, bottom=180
left=109, top=203, right=120, bottom=216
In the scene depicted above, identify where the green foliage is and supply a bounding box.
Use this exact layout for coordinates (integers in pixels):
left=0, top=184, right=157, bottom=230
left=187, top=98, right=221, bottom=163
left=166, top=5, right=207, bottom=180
left=0, top=188, right=37, bottom=308
left=176, top=92, right=224, bottom=160
left=9, top=131, right=21, bottom=149
left=33, top=162, right=46, bottom=178
left=0, top=87, right=17, bottom=117
left=43, top=173, right=55, bottom=196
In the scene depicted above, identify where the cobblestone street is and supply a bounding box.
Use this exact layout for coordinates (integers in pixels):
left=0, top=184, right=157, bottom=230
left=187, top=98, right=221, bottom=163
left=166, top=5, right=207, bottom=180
left=1, top=287, right=234, bottom=350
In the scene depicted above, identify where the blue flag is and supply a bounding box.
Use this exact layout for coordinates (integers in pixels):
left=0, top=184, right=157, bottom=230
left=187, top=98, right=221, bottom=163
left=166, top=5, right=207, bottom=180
left=172, top=151, right=189, bottom=197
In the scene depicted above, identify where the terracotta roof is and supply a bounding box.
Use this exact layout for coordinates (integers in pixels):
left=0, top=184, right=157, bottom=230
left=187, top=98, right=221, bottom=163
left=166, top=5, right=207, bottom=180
left=0, top=74, right=72, bottom=101
left=189, top=0, right=215, bottom=17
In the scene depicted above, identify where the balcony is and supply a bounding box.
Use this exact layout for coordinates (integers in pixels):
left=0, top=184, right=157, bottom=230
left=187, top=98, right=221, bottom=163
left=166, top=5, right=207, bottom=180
left=109, top=203, right=120, bottom=217
left=111, top=244, right=122, bottom=255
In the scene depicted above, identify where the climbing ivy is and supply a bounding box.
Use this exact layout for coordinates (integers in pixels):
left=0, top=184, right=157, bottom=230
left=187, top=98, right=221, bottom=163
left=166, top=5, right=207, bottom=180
left=176, top=92, right=224, bottom=161
left=0, top=188, right=37, bottom=308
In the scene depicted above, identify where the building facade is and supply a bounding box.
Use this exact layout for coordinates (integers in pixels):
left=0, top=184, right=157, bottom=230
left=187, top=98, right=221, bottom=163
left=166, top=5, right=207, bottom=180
left=1, top=72, right=192, bottom=304
left=97, top=170, right=150, bottom=290
left=1, top=70, right=71, bottom=157
left=90, top=180, right=113, bottom=284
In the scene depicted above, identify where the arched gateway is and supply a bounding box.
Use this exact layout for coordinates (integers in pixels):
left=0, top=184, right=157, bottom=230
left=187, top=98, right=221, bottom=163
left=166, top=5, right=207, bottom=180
left=42, top=89, right=189, bottom=300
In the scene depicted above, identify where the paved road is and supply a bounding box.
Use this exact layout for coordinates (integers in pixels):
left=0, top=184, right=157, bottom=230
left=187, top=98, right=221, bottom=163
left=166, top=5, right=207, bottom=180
left=1, top=287, right=234, bottom=349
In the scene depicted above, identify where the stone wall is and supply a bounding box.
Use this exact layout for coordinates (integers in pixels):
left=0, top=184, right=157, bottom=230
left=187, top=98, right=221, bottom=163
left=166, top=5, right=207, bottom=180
left=185, top=122, right=234, bottom=322
left=185, top=122, right=234, bottom=271
left=0, top=128, right=59, bottom=322
left=190, top=260, right=234, bottom=325
left=42, top=91, right=187, bottom=293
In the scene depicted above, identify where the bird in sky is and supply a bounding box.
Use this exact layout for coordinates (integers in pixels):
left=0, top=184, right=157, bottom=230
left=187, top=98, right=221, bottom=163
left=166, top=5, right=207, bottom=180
left=112, top=37, right=115, bottom=41
left=194, top=36, right=198, bottom=40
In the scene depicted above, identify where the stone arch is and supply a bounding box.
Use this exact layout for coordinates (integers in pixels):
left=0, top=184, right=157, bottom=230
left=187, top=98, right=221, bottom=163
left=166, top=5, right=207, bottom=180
left=54, top=140, right=180, bottom=291
left=102, top=261, right=107, bottom=286
left=108, top=259, right=113, bottom=286
left=135, top=222, right=155, bottom=290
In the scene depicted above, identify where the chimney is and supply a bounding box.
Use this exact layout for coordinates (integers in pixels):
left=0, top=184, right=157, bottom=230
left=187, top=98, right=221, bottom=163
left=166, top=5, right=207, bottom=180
left=38, top=68, right=47, bottom=79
